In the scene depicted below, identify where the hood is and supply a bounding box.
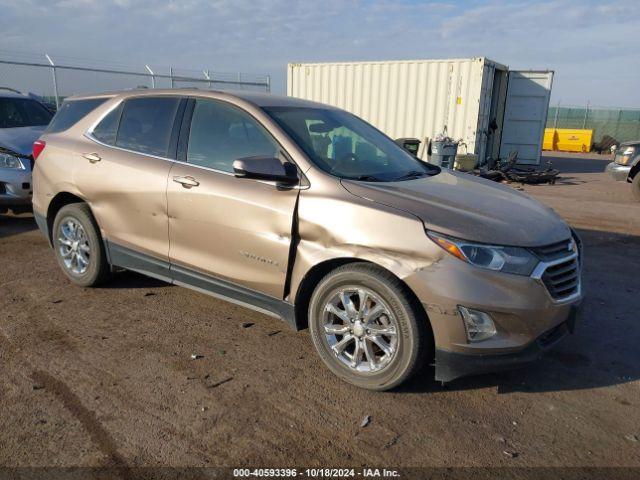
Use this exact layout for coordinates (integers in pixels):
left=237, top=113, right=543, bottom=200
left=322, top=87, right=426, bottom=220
left=341, top=170, right=571, bottom=247
left=0, top=126, right=46, bottom=156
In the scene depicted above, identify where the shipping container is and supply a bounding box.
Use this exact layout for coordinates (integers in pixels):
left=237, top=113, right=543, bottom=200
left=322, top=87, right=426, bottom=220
left=287, top=58, right=554, bottom=165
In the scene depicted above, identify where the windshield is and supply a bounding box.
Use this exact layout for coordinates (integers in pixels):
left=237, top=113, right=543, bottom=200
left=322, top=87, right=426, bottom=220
left=0, top=97, right=53, bottom=128
left=263, top=106, right=438, bottom=182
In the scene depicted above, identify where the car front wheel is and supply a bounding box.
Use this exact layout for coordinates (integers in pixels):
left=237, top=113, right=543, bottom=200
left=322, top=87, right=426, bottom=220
left=308, top=263, right=430, bottom=391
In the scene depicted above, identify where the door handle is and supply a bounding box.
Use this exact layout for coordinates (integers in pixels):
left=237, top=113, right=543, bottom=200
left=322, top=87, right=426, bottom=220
left=173, top=175, right=200, bottom=188
left=83, top=152, right=101, bottom=163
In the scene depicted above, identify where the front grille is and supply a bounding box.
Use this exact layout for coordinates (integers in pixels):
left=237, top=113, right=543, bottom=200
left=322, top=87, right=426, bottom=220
left=541, top=257, right=580, bottom=300
left=531, top=239, right=573, bottom=261
left=531, top=238, right=581, bottom=301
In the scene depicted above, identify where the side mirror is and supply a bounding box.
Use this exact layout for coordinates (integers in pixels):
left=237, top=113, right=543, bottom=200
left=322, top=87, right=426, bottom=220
left=233, top=156, right=299, bottom=186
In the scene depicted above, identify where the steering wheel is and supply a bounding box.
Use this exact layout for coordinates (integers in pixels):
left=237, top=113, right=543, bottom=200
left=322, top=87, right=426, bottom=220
left=329, top=152, right=360, bottom=175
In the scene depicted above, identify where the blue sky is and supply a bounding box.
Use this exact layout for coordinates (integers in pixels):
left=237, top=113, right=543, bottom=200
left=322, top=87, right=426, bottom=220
left=1, top=0, right=638, bottom=107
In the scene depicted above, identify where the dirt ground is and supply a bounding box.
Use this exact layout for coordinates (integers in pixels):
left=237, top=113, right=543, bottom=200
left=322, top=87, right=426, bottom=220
left=1, top=152, right=639, bottom=475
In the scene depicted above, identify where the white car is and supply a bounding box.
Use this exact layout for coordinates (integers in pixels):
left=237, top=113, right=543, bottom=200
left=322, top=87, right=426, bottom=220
left=0, top=89, right=53, bottom=214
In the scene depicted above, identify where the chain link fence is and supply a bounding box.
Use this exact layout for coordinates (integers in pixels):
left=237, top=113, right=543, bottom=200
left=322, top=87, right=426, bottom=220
left=0, top=51, right=271, bottom=109
left=547, top=104, right=640, bottom=145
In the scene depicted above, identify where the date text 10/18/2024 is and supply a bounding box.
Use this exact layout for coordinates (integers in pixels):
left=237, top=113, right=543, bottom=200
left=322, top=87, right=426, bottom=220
left=233, top=468, right=401, bottom=478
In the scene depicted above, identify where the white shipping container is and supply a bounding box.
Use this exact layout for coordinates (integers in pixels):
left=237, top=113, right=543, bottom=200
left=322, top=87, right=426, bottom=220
left=287, top=58, right=553, bottom=165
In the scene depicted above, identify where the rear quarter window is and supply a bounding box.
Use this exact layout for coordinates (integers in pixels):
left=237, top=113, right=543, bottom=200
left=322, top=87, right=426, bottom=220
left=45, top=98, right=108, bottom=133
left=92, top=103, right=123, bottom=146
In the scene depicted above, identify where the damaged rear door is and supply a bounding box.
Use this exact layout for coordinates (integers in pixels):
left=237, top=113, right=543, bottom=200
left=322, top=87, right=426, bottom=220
left=167, top=97, right=299, bottom=299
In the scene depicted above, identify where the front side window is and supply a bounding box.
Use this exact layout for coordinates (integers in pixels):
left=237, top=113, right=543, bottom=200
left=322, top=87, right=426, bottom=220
left=187, top=99, right=279, bottom=173
left=0, top=97, right=54, bottom=129
left=263, top=106, right=439, bottom=182
left=116, top=97, right=181, bottom=157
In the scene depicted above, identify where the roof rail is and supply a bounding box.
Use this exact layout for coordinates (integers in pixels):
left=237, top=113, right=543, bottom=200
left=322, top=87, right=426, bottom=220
left=0, top=87, right=23, bottom=94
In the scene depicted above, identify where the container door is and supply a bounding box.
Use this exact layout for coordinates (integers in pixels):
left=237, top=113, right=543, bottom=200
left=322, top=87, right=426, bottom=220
left=499, top=71, right=554, bottom=165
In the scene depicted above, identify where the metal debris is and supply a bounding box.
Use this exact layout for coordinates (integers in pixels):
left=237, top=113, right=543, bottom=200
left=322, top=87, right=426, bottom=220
left=208, top=377, right=234, bottom=389
left=360, top=415, right=371, bottom=428
left=503, top=450, right=519, bottom=458
left=190, top=354, right=204, bottom=360
left=241, top=322, right=255, bottom=328
left=625, top=434, right=639, bottom=443
left=267, top=330, right=281, bottom=337
left=384, top=435, right=400, bottom=448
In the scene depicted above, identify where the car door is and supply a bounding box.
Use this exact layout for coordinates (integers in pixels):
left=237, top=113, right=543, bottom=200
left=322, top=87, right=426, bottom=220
left=80, top=95, right=184, bottom=277
left=167, top=97, right=299, bottom=299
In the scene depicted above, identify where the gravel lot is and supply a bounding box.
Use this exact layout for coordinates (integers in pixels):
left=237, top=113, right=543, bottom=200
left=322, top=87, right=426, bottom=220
left=1, top=152, right=639, bottom=475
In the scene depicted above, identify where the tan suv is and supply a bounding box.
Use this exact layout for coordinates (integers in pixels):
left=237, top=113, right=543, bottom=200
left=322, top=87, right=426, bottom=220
left=32, top=89, right=582, bottom=390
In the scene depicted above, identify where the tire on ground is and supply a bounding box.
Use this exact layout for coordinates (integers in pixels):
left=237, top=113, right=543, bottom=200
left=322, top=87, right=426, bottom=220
left=52, top=202, right=111, bottom=287
left=308, top=262, right=431, bottom=391
left=631, top=173, right=640, bottom=202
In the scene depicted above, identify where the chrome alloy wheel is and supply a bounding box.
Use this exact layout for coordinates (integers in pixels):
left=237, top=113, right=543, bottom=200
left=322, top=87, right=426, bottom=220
left=57, top=218, right=90, bottom=275
left=322, top=287, right=398, bottom=373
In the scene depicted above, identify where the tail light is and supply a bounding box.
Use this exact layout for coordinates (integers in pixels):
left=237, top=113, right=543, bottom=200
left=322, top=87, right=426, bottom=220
left=33, top=140, right=46, bottom=160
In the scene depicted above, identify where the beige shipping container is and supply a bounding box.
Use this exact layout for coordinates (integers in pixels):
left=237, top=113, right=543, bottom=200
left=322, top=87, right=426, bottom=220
left=287, top=58, right=553, bottom=165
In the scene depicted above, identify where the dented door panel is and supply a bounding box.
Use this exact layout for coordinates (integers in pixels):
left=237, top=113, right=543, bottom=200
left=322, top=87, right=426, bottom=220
left=167, top=163, right=298, bottom=298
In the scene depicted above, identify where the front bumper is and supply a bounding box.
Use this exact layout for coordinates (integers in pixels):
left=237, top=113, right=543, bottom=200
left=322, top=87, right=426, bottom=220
left=605, top=161, right=631, bottom=182
left=0, top=167, right=33, bottom=209
left=402, top=249, right=583, bottom=382
left=435, top=305, right=580, bottom=382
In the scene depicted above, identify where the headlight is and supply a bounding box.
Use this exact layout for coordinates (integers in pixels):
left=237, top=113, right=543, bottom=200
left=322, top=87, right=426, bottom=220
left=0, top=152, right=26, bottom=170
left=427, top=231, right=539, bottom=275
left=616, top=147, right=635, bottom=166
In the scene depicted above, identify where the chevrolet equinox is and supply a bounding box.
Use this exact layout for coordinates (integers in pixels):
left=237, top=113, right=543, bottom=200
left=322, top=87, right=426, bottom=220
left=32, top=90, right=582, bottom=390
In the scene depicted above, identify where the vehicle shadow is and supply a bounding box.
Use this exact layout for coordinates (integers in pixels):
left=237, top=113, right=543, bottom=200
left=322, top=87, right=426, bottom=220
left=0, top=213, right=37, bottom=238
left=547, top=155, right=612, bottom=174
left=400, top=227, right=640, bottom=395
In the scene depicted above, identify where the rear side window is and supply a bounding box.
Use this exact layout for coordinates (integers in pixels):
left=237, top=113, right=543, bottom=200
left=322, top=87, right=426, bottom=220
left=46, top=98, right=106, bottom=133
left=116, top=97, right=181, bottom=157
left=92, top=103, right=123, bottom=146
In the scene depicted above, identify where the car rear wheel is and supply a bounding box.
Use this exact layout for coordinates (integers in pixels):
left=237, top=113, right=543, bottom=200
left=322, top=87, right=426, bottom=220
left=308, top=263, right=430, bottom=391
left=52, top=203, right=111, bottom=287
left=632, top=174, right=640, bottom=202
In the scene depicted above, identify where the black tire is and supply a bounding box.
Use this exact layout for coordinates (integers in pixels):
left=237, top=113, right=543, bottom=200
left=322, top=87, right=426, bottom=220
left=308, top=263, right=430, bottom=391
left=632, top=174, right=640, bottom=203
left=52, top=203, right=111, bottom=287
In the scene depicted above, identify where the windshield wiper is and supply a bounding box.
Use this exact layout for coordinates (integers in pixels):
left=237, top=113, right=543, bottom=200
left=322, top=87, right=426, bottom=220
left=350, top=175, right=384, bottom=182
left=393, top=170, right=430, bottom=181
